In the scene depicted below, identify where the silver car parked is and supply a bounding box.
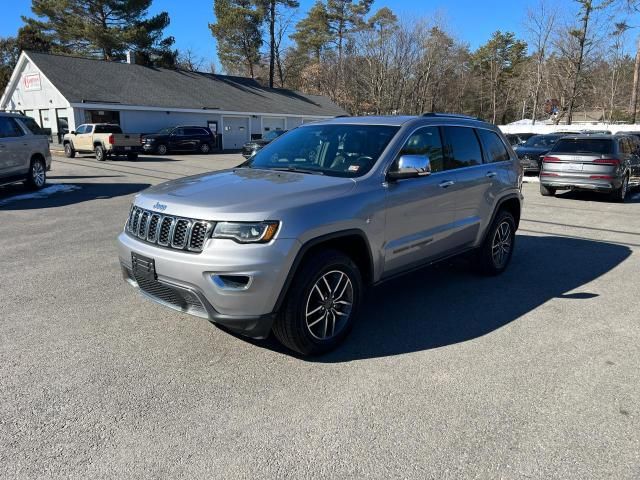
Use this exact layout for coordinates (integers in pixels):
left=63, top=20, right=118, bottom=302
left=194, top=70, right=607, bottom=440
left=118, top=114, right=523, bottom=355
left=0, top=112, right=52, bottom=190
left=540, top=135, right=640, bottom=201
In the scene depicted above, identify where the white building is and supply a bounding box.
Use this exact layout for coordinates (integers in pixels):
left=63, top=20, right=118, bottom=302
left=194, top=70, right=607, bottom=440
left=0, top=51, right=346, bottom=149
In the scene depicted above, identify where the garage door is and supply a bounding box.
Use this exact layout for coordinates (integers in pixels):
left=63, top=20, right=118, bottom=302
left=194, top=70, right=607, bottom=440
left=262, top=117, right=285, bottom=133
left=222, top=116, right=250, bottom=150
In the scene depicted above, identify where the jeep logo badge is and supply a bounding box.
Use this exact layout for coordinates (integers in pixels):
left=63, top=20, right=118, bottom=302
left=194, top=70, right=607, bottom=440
left=152, top=202, right=167, bottom=212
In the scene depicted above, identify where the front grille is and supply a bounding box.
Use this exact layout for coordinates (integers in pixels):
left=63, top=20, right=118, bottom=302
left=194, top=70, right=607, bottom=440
left=129, top=268, right=207, bottom=316
left=126, top=206, right=214, bottom=253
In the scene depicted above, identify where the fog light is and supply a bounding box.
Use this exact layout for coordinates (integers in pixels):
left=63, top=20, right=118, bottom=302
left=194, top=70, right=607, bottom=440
left=211, top=274, right=252, bottom=290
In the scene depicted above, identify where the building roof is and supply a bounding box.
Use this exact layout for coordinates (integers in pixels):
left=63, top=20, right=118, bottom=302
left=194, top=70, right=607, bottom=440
left=24, top=51, right=347, bottom=117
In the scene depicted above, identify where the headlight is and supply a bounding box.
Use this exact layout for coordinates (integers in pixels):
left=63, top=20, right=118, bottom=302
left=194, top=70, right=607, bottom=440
left=212, top=221, right=279, bottom=243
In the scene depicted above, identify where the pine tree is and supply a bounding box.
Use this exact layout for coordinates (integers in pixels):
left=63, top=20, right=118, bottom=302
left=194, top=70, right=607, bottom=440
left=210, top=0, right=263, bottom=78
left=23, top=0, right=176, bottom=66
left=291, top=1, right=331, bottom=62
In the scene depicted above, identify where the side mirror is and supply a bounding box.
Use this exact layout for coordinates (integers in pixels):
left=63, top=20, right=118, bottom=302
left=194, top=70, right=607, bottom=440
left=387, top=155, right=432, bottom=181
left=70, top=131, right=76, bottom=135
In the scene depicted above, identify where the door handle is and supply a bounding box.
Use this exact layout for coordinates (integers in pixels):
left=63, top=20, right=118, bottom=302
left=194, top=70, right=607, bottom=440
left=486, top=171, right=497, bottom=178
left=439, top=180, right=455, bottom=188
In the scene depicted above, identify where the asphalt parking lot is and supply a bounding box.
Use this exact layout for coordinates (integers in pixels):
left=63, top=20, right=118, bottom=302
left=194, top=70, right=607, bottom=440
left=1, top=153, right=639, bottom=479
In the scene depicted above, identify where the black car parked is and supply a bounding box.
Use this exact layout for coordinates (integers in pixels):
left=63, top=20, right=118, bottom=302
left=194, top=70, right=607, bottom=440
left=513, top=133, right=565, bottom=173
left=505, top=132, right=535, bottom=146
left=142, top=126, right=215, bottom=155
left=241, top=130, right=287, bottom=158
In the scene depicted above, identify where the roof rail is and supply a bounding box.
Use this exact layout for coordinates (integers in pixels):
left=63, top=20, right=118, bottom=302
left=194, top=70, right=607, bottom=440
left=422, top=112, right=484, bottom=121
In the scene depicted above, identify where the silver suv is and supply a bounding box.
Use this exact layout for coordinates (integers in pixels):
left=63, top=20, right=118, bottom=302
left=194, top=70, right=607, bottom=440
left=0, top=112, right=52, bottom=189
left=117, top=115, right=523, bottom=355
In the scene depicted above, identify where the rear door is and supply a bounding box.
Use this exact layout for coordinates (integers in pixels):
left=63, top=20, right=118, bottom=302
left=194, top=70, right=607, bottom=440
left=169, top=128, right=187, bottom=150
left=383, top=126, right=459, bottom=276
left=439, top=125, right=496, bottom=247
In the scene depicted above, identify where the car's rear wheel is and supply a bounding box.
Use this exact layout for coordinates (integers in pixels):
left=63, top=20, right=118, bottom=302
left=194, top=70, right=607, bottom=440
left=475, top=210, right=516, bottom=276
left=610, top=174, right=629, bottom=203
left=199, top=142, right=211, bottom=154
left=273, top=249, right=362, bottom=356
left=540, top=183, right=556, bottom=196
left=156, top=144, right=168, bottom=155
left=25, top=157, right=46, bottom=190
left=95, top=145, right=106, bottom=161
left=64, top=143, right=76, bottom=158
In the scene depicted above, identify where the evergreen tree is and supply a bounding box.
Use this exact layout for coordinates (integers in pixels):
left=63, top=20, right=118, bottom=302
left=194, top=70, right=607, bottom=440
left=23, top=0, right=176, bottom=66
left=210, top=0, right=263, bottom=78
left=291, top=1, right=331, bottom=62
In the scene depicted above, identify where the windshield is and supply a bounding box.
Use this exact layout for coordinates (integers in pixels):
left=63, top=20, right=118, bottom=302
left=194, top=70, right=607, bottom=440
left=551, top=138, right=614, bottom=155
left=523, top=135, right=561, bottom=148
left=245, top=124, right=400, bottom=177
left=264, top=130, right=285, bottom=141
left=156, top=127, right=173, bottom=135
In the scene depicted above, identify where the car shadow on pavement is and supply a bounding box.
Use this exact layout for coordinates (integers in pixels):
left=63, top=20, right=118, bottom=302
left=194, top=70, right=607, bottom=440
left=555, top=188, right=640, bottom=203
left=0, top=182, right=150, bottom=210
left=252, top=235, right=631, bottom=361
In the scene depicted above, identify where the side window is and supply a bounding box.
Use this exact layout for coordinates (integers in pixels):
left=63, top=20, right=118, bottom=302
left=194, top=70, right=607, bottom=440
left=174, top=128, right=185, bottom=136
left=477, top=129, right=510, bottom=163
left=441, top=126, right=483, bottom=170
left=0, top=117, right=25, bottom=138
left=85, top=125, right=94, bottom=134
left=397, top=126, right=444, bottom=173
left=76, top=125, right=86, bottom=134
left=7, top=118, right=25, bottom=137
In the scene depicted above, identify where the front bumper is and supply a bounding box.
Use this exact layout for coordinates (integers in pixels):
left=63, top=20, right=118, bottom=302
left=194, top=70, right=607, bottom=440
left=117, top=232, right=300, bottom=338
left=540, top=173, right=623, bottom=192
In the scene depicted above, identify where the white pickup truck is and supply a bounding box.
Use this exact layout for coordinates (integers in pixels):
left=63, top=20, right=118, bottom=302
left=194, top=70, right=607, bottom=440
left=63, top=123, right=142, bottom=161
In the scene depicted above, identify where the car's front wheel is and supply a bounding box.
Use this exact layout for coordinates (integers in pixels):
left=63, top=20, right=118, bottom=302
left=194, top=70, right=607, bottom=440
left=475, top=210, right=516, bottom=276
left=64, top=143, right=75, bottom=158
left=25, top=157, right=46, bottom=190
left=273, top=249, right=362, bottom=356
left=156, top=144, right=168, bottom=155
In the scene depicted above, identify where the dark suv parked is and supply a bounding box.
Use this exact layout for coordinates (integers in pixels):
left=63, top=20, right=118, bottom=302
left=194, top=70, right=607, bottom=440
left=142, top=126, right=215, bottom=155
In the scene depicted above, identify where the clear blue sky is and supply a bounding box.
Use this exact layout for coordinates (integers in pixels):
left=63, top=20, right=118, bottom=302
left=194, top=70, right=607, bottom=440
left=1, top=0, right=638, bottom=71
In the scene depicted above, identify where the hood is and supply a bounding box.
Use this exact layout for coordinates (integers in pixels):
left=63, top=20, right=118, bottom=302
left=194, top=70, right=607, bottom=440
left=142, top=133, right=168, bottom=140
left=134, top=168, right=356, bottom=220
left=244, top=139, right=269, bottom=147
left=514, top=146, right=551, bottom=157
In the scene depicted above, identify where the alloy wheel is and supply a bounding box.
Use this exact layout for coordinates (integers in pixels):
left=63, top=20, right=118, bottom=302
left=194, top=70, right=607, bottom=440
left=32, top=161, right=46, bottom=187
left=491, top=221, right=512, bottom=269
left=305, top=270, right=354, bottom=340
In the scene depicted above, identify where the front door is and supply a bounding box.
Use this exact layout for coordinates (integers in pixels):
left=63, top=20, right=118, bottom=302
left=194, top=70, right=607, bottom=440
left=0, top=116, right=27, bottom=176
left=383, top=126, right=459, bottom=276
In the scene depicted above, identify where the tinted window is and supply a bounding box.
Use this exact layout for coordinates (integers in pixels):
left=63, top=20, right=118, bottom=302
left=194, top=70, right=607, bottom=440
left=523, top=135, right=562, bottom=148
left=0, top=117, right=24, bottom=138
left=185, top=128, right=205, bottom=136
left=85, top=125, right=94, bottom=133
left=441, top=126, right=482, bottom=170
left=174, top=128, right=185, bottom=135
left=477, top=129, right=510, bottom=163
left=75, top=125, right=86, bottom=134
left=95, top=125, right=122, bottom=134
left=551, top=138, right=614, bottom=155
left=19, top=116, right=46, bottom=135
left=397, top=126, right=444, bottom=172
left=246, top=124, right=399, bottom=177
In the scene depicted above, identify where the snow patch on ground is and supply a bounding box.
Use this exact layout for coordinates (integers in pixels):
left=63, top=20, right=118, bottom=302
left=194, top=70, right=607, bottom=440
left=0, top=184, right=81, bottom=206
left=522, top=176, right=540, bottom=183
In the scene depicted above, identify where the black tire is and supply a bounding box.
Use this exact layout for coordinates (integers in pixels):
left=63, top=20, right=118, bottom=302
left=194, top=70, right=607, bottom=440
left=475, top=210, right=516, bottom=276
left=273, top=249, right=363, bottom=356
left=156, top=144, right=168, bottom=155
left=95, top=145, right=106, bottom=161
left=540, top=183, right=556, bottom=196
left=64, top=143, right=76, bottom=158
left=25, top=157, right=46, bottom=190
left=610, top=174, right=629, bottom=203
left=199, top=142, right=212, bottom=154
left=127, top=153, right=139, bottom=161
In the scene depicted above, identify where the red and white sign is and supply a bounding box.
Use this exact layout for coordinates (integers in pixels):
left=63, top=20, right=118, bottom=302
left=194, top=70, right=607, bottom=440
left=22, top=73, right=42, bottom=92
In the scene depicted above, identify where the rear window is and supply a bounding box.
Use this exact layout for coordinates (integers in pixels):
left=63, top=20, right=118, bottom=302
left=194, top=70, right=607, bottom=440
left=19, top=116, right=46, bottom=135
left=95, top=125, right=123, bottom=134
left=551, top=138, right=614, bottom=155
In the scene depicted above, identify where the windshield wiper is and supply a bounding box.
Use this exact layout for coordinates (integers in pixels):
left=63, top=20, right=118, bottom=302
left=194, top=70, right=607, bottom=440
left=270, top=167, right=324, bottom=175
